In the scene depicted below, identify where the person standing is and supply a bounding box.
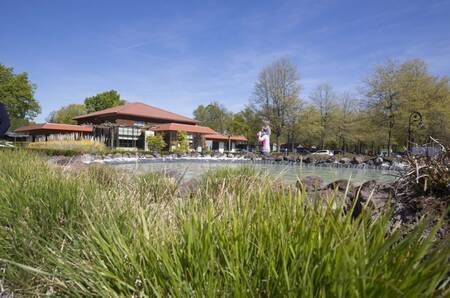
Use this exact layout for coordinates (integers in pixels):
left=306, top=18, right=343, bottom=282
left=257, top=127, right=271, bottom=156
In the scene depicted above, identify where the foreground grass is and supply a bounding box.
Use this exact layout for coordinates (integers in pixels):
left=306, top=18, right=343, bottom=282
left=0, top=150, right=448, bottom=297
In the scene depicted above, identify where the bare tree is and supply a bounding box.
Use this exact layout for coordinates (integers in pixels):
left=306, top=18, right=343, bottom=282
left=252, top=57, right=301, bottom=151
left=365, top=61, right=401, bottom=156
left=336, top=92, right=359, bottom=151
left=309, top=83, right=336, bottom=149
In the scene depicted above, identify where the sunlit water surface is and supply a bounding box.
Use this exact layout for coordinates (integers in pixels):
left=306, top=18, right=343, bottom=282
left=114, top=161, right=396, bottom=185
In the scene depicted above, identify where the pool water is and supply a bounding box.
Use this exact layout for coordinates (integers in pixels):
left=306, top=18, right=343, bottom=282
left=114, top=161, right=397, bottom=185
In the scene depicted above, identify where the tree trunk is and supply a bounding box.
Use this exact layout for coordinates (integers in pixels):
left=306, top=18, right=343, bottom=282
left=387, top=128, right=392, bottom=157
left=276, top=134, right=280, bottom=152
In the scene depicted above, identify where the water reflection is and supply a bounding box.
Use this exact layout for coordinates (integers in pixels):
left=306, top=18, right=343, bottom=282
left=114, top=161, right=397, bottom=185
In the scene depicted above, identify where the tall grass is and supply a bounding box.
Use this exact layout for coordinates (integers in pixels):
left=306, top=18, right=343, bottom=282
left=0, top=150, right=448, bottom=297
left=27, top=139, right=106, bottom=154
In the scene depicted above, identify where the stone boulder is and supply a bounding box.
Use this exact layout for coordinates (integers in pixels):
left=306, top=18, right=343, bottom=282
left=296, top=176, right=324, bottom=192
left=373, top=157, right=384, bottom=166
left=244, top=152, right=257, bottom=160
left=351, top=156, right=365, bottom=164
left=351, top=180, right=394, bottom=212
left=324, top=179, right=355, bottom=192
left=339, top=157, right=351, bottom=164
left=113, top=153, right=123, bottom=159
left=303, top=157, right=313, bottom=164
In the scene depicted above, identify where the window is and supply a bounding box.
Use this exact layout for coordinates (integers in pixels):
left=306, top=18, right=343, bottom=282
left=118, top=127, right=141, bottom=140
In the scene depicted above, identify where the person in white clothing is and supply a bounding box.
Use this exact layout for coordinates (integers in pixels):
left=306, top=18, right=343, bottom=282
left=257, top=126, right=271, bottom=156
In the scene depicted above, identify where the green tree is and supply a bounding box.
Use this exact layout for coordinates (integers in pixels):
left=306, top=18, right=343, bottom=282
left=173, top=131, right=190, bottom=154
left=365, top=59, right=450, bottom=151
left=295, top=106, right=322, bottom=147
left=84, top=90, right=125, bottom=113
left=365, top=61, right=402, bottom=155
left=252, top=57, right=301, bottom=151
left=227, top=106, right=263, bottom=145
left=146, top=134, right=166, bottom=153
left=0, top=64, right=40, bottom=130
left=47, top=104, right=87, bottom=124
left=193, top=102, right=232, bottom=133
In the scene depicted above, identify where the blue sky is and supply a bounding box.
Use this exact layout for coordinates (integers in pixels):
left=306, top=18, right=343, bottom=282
left=1, top=0, right=449, bottom=122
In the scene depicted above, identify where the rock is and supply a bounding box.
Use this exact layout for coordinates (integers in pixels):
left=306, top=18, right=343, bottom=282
left=244, top=152, right=256, bottom=159
left=374, top=157, right=383, bottom=166
left=352, top=180, right=394, bottom=211
left=309, top=188, right=351, bottom=211
left=381, top=162, right=391, bottom=169
left=339, top=157, right=351, bottom=164
left=366, top=159, right=374, bottom=166
left=324, top=179, right=354, bottom=192
left=113, top=153, right=122, bottom=159
left=296, top=176, right=324, bottom=192
left=352, top=156, right=365, bottom=164
left=81, top=154, right=95, bottom=163
left=50, top=155, right=72, bottom=165
left=327, top=156, right=336, bottom=163
left=303, top=157, right=313, bottom=164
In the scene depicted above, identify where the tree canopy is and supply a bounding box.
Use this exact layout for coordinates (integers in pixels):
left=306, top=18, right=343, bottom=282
left=193, top=58, right=450, bottom=152
left=252, top=57, right=301, bottom=151
left=193, top=102, right=232, bottom=134
left=84, top=90, right=125, bottom=113
left=47, top=104, right=87, bottom=124
left=0, top=64, right=40, bottom=130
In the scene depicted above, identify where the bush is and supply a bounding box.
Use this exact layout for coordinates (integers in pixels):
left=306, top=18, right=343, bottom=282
left=0, top=150, right=449, bottom=296
left=27, top=140, right=106, bottom=154
left=145, top=134, right=166, bottom=153
left=172, top=131, right=189, bottom=154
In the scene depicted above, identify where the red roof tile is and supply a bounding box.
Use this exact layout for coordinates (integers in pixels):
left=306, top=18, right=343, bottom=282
left=73, top=102, right=199, bottom=124
left=15, top=123, right=93, bottom=133
left=204, top=134, right=248, bottom=142
left=152, top=123, right=217, bottom=134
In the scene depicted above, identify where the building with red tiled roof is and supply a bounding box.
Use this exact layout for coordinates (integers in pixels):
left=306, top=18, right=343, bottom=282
left=204, top=134, right=247, bottom=142
left=152, top=123, right=217, bottom=134
left=15, top=123, right=93, bottom=142
left=15, top=123, right=93, bottom=134
left=74, top=102, right=199, bottom=125
left=15, top=101, right=248, bottom=152
left=203, top=134, right=248, bottom=152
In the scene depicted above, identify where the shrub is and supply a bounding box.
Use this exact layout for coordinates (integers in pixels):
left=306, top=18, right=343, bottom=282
left=145, top=134, right=166, bottom=153
left=172, top=131, right=189, bottom=154
left=27, top=140, right=106, bottom=154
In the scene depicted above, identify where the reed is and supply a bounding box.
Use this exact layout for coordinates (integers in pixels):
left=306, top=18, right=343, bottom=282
left=27, top=139, right=106, bottom=153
